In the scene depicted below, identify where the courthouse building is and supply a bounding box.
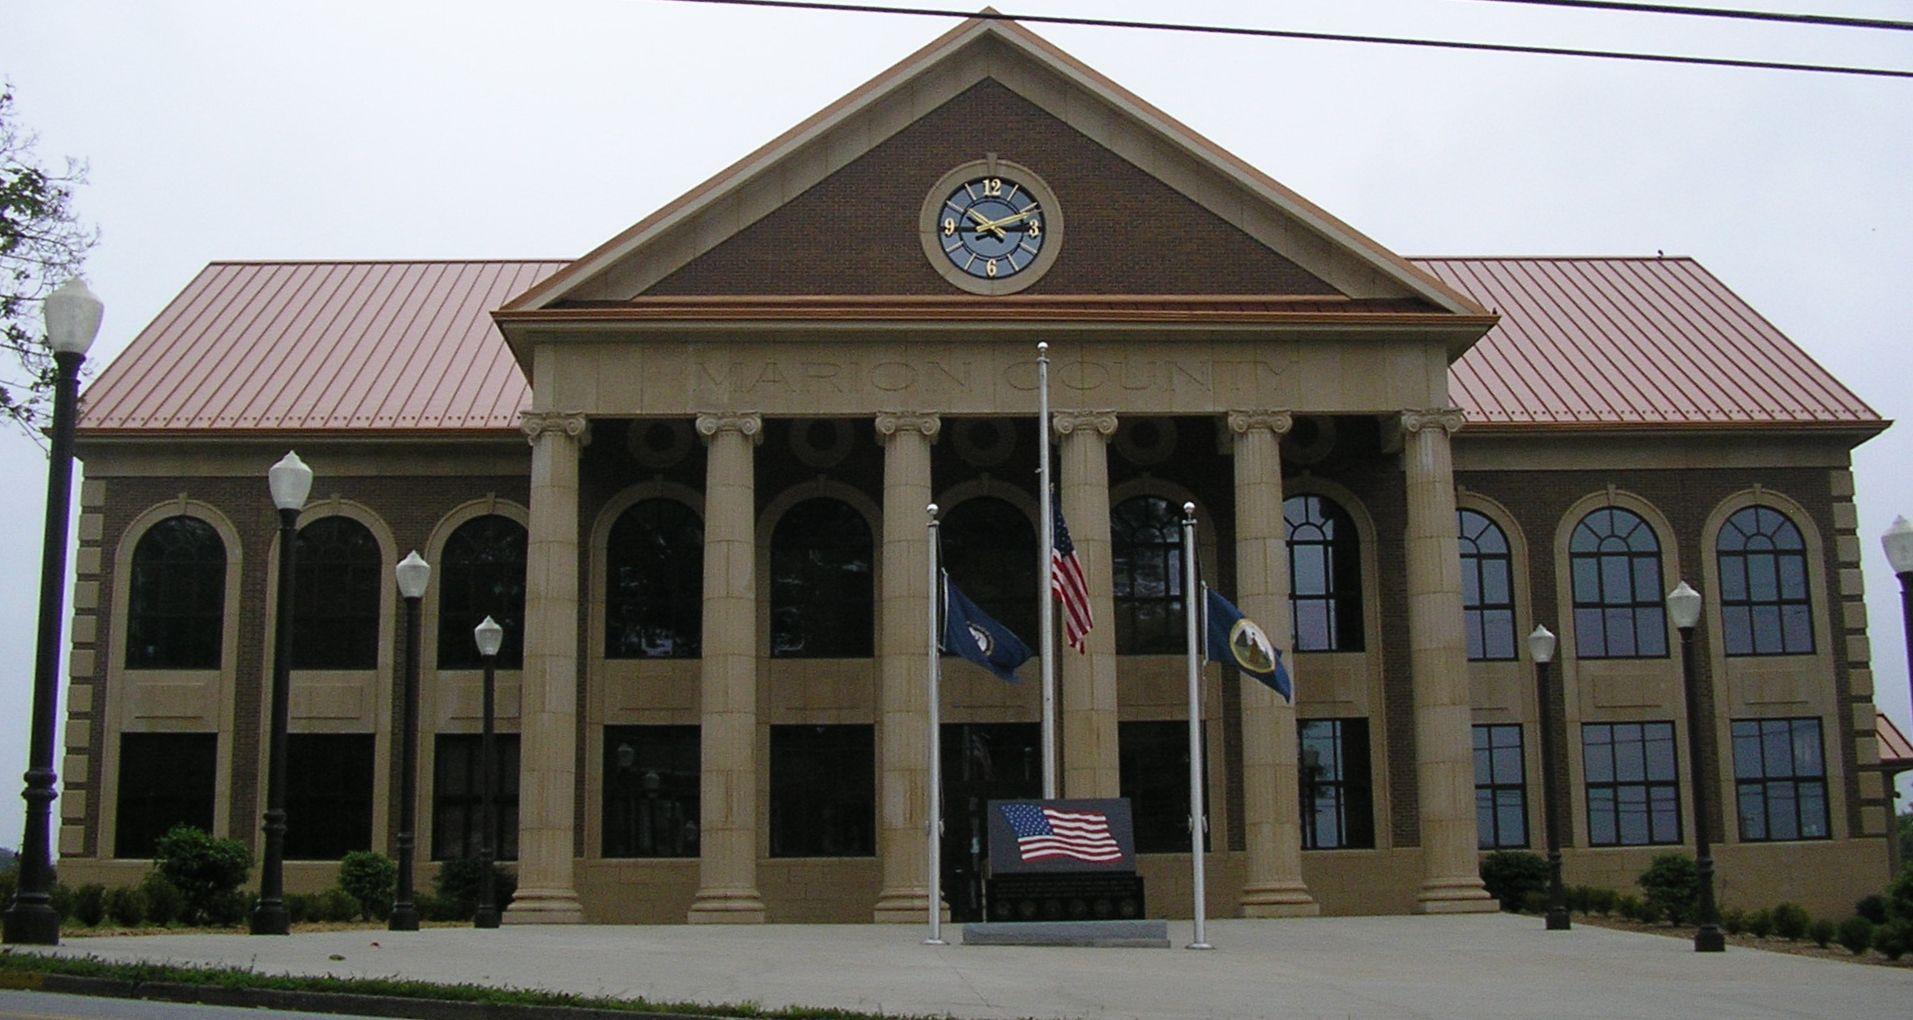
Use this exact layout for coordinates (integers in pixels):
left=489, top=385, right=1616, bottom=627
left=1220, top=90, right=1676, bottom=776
left=54, top=15, right=1895, bottom=923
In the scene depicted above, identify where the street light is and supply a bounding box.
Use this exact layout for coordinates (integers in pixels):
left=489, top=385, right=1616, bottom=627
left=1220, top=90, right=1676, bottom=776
left=1666, top=581, right=1724, bottom=953
left=472, top=615, right=504, bottom=929
left=1880, top=517, right=1913, bottom=878
left=1528, top=625, right=1568, bottom=932
left=252, top=451, right=312, bottom=935
left=4, top=278, right=103, bottom=947
left=390, top=551, right=430, bottom=932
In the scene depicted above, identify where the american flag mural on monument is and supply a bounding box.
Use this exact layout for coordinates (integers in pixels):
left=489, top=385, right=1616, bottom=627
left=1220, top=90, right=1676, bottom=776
left=999, top=803, right=1122, bottom=863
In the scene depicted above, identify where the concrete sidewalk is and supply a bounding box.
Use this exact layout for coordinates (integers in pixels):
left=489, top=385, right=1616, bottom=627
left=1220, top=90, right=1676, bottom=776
left=22, top=913, right=1913, bottom=1019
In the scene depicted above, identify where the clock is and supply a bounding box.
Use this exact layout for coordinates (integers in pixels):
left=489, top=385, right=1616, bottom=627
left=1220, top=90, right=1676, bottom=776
left=919, top=159, right=1064, bottom=295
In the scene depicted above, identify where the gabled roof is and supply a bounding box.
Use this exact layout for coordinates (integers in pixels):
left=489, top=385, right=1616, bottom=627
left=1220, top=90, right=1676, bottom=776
left=1878, top=713, right=1913, bottom=771
left=75, top=257, right=1884, bottom=436
left=502, top=12, right=1485, bottom=318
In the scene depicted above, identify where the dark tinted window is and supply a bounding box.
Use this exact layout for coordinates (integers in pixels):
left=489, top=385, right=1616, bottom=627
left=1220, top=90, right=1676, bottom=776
left=770, top=499, right=874, bottom=658
left=1474, top=724, right=1527, bottom=849
left=285, top=733, right=375, bottom=859
left=605, top=499, right=703, bottom=659
left=1732, top=717, right=1829, bottom=842
left=437, top=516, right=527, bottom=669
left=432, top=734, right=519, bottom=861
left=114, top=733, right=217, bottom=858
left=1300, top=718, right=1373, bottom=849
left=126, top=516, right=226, bottom=670
left=769, top=724, right=874, bottom=857
left=940, top=497, right=1038, bottom=645
left=1569, top=508, right=1667, bottom=659
left=1111, top=497, right=1187, bottom=655
left=1718, top=506, right=1813, bottom=657
left=1286, top=495, right=1364, bottom=652
left=1118, top=720, right=1208, bottom=853
left=603, top=725, right=700, bottom=858
left=1582, top=722, right=1680, bottom=846
left=291, top=517, right=382, bottom=670
left=1459, top=509, right=1517, bottom=661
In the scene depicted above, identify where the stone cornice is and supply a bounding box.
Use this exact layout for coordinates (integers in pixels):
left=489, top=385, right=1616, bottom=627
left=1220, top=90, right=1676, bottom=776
left=695, top=412, right=765, bottom=445
left=519, top=411, right=590, bottom=447
left=874, top=411, right=942, bottom=443
left=1401, top=408, right=1466, bottom=436
left=1052, top=410, right=1118, bottom=439
left=1227, top=410, right=1294, bottom=437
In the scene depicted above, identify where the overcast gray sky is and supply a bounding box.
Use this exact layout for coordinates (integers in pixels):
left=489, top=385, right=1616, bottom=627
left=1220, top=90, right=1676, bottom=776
left=2, top=0, right=1909, bottom=849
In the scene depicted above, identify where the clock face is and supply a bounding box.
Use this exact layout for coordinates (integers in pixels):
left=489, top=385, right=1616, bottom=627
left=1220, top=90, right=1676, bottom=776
left=934, top=175, right=1048, bottom=281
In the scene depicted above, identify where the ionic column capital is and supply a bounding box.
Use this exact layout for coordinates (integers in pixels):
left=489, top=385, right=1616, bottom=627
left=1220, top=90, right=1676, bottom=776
left=1227, top=409, right=1294, bottom=437
left=1400, top=408, right=1466, bottom=437
left=1052, top=409, right=1117, bottom=440
left=874, top=411, right=942, bottom=443
left=519, top=411, right=590, bottom=447
left=695, top=412, right=764, bottom=445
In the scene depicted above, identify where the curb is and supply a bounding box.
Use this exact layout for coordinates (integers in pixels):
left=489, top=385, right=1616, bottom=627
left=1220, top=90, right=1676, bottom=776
left=1, top=970, right=752, bottom=1020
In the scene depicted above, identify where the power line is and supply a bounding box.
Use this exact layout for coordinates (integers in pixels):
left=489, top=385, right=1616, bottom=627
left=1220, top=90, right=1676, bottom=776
left=654, top=0, right=1913, bottom=79
left=1461, top=0, right=1913, bottom=31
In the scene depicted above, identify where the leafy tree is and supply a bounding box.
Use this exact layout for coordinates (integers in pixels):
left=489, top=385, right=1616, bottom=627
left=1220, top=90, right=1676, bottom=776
left=0, top=84, right=98, bottom=438
left=1478, top=850, right=1548, bottom=912
left=1636, top=853, right=1699, bottom=925
left=338, top=851, right=396, bottom=921
left=153, top=825, right=251, bottom=925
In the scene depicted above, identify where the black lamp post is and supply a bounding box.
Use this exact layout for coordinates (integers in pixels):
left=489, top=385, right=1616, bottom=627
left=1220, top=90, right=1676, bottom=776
left=252, top=451, right=313, bottom=936
left=1879, top=517, right=1913, bottom=879
left=3, top=278, right=103, bottom=947
left=1528, top=624, right=1569, bottom=931
left=390, top=551, right=430, bottom=931
left=1668, top=581, right=1724, bottom=952
left=472, top=615, right=504, bottom=929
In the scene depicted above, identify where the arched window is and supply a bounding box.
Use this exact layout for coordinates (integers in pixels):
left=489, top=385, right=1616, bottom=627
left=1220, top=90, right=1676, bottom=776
left=770, top=497, right=873, bottom=658
left=436, top=515, right=528, bottom=669
left=291, top=516, right=382, bottom=670
left=1286, top=495, right=1364, bottom=652
left=1111, top=496, right=1185, bottom=655
left=126, top=515, right=227, bottom=670
left=1459, top=509, right=1516, bottom=661
left=604, top=499, right=703, bottom=659
left=940, top=497, right=1037, bottom=646
left=1569, top=507, right=1667, bottom=659
left=1717, top=505, right=1813, bottom=656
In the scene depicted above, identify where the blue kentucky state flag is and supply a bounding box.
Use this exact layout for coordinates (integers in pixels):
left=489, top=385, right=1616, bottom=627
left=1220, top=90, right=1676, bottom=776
left=1204, top=586, right=1292, bottom=701
left=943, top=572, right=1034, bottom=685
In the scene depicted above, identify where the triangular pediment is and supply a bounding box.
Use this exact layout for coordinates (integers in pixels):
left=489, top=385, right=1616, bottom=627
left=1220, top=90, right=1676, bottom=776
left=505, top=13, right=1484, bottom=315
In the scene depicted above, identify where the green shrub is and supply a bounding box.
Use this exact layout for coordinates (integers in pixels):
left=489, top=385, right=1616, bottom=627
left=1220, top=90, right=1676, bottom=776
left=1479, top=851, right=1549, bottom=913
left=1808, top=918, right=1836, bottom=948
left=285, top=892, right=315, bottom=925
left=1772, top=902, right=1810, bottom=941
left=1889, top=868, right=1913, bottom=922
left=154, top=826, right=251, bottom=926
left=1635, top=899, right=1664, bottom=925
left=71, top=884, right=106, bottom=927
left=104, top=886, right=144, bottom=927
left=1745, top=908, right=1774, bottom=939
left=1838, top=916, right=1875, bottom=955
left=0, top=863, right=15, bottom=908
left=319, top=888, right=358, bottom=923
left=1615, top=894, right=1643, bottom=921
left=1564, top=885, right=1590, bottom=915
left=139, top=873, right=184, bottom=927
left=429, top=858, right=517, bottom=922
left=1588, top=887, right=1618, bottom=916
left=1872, top=921, right=1909, bottom=961
left=338, top=852, right=397, bottom=921
left=1519, top=890, right=1549, bottom=915
left=1855, top=893, right=1889, bottom=924
left=1636, top=854, right=1699, bottom=925
left=48, top=883, right=74, bottom=921
left=1719, top=908, right=1746, bottom=935
left=204, top=889, right=249, bottom=927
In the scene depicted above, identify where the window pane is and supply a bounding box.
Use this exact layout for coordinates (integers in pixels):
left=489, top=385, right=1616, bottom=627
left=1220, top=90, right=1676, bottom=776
left=770, top=500, right=874, bottom=658
left=432, top=734, right=520, bottom=861
left=437, top=515, right=528, bottom=670
left=1778, top=556, right=1808, bottom=600
left=1762, top=723, right=1795, bottom=776
left=1792, top=721, right=1824, bottom=776
left=1782, top=605, right=1813, bottom=654
left=1636, top=611, right=1667, bottom=657
left=1604, top=609, right=1637, bottom=657
left=290, top=517, right=382, bottom=670
left=1120, top=721, right=1207, bottom=853
left=1617, top=785, right=1649, bottom=844
left=1649, top=785, right=1681, bottom=843
left=1588, top=787, right=1617, bottom=846
left=1722, top=606, right=1753, bottom=656
left=1738, top=785, right=1767, bottom=841
left=1482, top=610, right=1516, bottom=661
left=941, top=498, right=1037, bottom=645
left=285, top=734, right=375, bottom=860
left=1292, top=545, right=1327, bottom=596
left=606, top=500, right=703, bottom=659
left=1496, top=791, right=1526, bottom=847
left=603, top=726, right=699, bottom=858
left=114, top=733, right=217, bottom=858
left=1719, top=556, right=1748, bottom=601
left=1767, top=782, right=1800, bottom=841
left=769, top=725, right=875, bottom=856
left=1733, top=725, right=1763, bottom=778
left=1295, top=601, right=1331, bottom=652
left=126, top=516, right=227, bottom=670
left=1574, top=609, right=1606, bottom=657
left=1799, top=783, right=1829, bottom=838
left=1644, top=724, right=1678, bottom=780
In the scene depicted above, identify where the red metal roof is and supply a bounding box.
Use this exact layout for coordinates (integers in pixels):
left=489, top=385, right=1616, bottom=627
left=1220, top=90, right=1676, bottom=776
left=77, top=256, right=1883, bottom=435
left=1879, top=713, right=1913, bottom=771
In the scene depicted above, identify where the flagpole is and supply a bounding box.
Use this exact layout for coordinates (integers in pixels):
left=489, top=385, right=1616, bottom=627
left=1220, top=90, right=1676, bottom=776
left=1182, top=501, right=1212, bottom=950
left=1036, top=341, right=1057, bottom=800
left=925, top=503, right=946, bottom=946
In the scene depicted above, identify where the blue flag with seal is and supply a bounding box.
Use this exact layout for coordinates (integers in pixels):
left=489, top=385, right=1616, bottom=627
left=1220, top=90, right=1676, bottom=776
left=1204, top=585, right=1291, bottom=701
left=943, top=572, right=1034, bottom=685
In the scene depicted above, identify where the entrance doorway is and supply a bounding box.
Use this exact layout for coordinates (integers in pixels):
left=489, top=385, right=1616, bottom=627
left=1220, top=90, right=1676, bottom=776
left=939, top=722, right=1042, bottom=922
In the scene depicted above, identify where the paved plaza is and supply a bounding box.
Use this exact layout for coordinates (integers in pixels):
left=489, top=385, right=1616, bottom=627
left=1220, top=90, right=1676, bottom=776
left=17, top=913, right=1913, bottom=1019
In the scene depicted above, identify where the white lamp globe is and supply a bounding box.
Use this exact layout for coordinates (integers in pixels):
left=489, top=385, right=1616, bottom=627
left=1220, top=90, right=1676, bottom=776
left=267, top=451, right=313, bottom=511
left=44, top=278, right=104, bottom=356
left=1528, top=625, right=1556, bottom=664
left=1666, top=581, right=1703, bottom=631
left=395, top=551, right=431, bottom=600
left=473, top=616, right=505, bottom=659
left=1883, top=516, right=1913, bottom=575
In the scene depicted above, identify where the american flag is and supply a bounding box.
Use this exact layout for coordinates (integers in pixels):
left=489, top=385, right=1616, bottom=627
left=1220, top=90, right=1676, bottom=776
left=1050, top=499, right=1094, bottom=652
left=1000, top=803, right=1122, bottom=863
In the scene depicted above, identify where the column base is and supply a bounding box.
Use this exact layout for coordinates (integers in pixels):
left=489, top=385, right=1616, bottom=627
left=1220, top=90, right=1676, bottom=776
left=1238, top=882, right=1320, bottom=918
left=501, top=887, right=585, bottom=925
left=687, top=887, right=767, bottom=924
left=873, top=886, right=938, bottom=923
left=1415, top=877, right=1497, bottom=914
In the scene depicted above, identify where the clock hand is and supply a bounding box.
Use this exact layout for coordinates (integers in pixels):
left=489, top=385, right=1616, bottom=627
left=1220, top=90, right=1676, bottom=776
left=964, top=208, right=1008, bottom=241
left=969, top=208, right=1035, bottom=234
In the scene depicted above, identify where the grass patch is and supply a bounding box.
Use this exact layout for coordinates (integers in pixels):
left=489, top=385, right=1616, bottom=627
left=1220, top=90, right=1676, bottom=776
left=0, top=949, right=957, bottom=1019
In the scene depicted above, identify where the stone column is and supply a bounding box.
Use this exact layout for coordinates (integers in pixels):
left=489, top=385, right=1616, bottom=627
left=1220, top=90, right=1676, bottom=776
left=505, top=411, right=588, bottom=924
left=1400, top=408, right=1495, bottom=913
left=873, top=411, right=940, bottom=922
left=1228, top=410, right=1319, bottom=917
left=1053, top=410, right=1120, bottom=797
left=688, top=412, right=768, bottom=923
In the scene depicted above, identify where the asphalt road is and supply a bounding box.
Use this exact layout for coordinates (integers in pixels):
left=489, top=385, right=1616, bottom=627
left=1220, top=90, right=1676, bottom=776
left=0, top=990, right=377, bottom=1019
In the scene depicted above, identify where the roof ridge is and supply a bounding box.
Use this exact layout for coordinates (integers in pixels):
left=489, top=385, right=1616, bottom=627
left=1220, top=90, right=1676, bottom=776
left=1409, top=255, right=1697, bottom=263
left=206, top=258, right=573, bottom=267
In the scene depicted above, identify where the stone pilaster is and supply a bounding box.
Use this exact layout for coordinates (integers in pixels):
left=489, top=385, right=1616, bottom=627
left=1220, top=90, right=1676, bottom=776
left=1053, top=410, right=1120, bottom=797
left=505, top=410, right=589, bottom=924
left=1400, top=408, right=1495, bottom=913
left=872, top=411, right=940, bottom=922
left=688, top=412, right=768, bottom=923
left=1227, top=410, right=1319, bottom=918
